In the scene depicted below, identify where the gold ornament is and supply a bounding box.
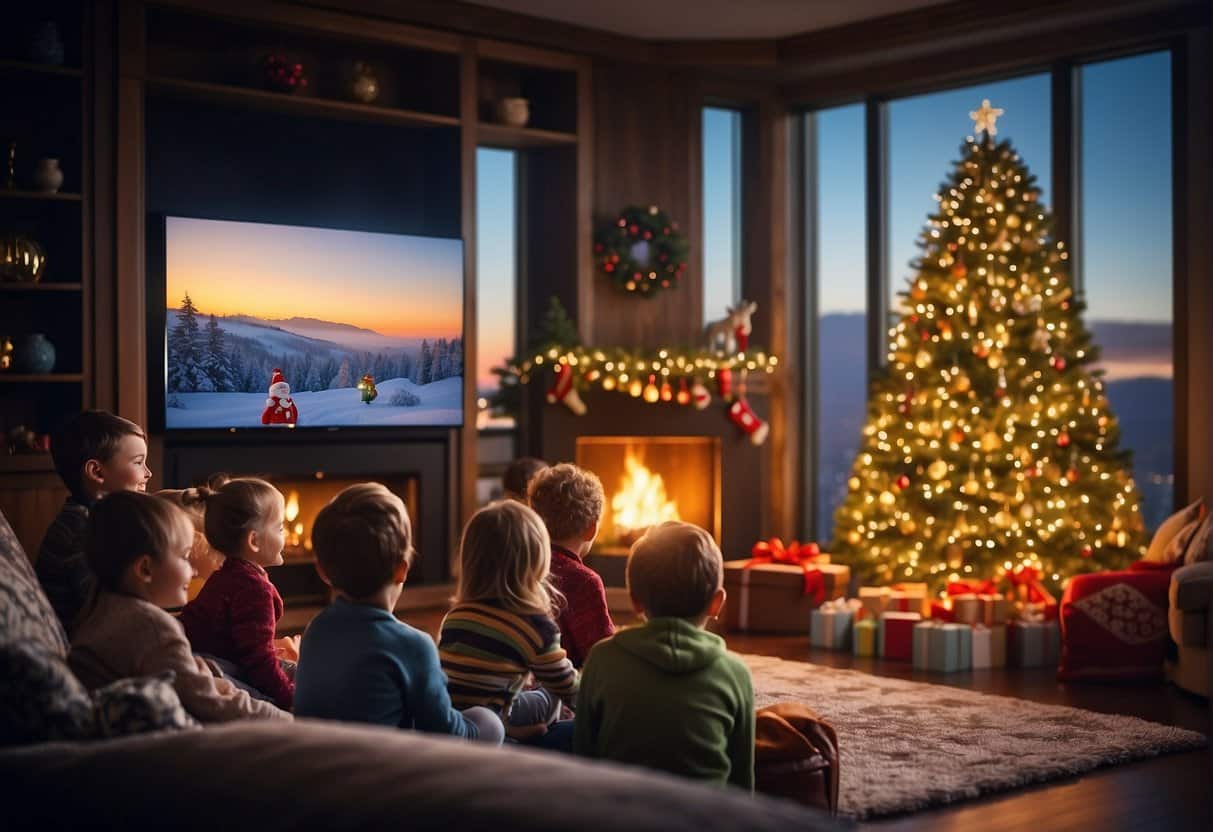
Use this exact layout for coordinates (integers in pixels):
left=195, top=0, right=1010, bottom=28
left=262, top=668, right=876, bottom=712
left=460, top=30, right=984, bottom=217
left=928, top=459, right=949, bottom=480
left=879, top=490, right=896, bottom=507
left=847, top=530, right=862, bottom=545
left=899, top=517, right=917, bottom=536
left=980, top=431, right=1002, bottom=452
left=915, top=349, right=932, bottom=369
left=954, top=373, right=972, bottom=393
left=993, top=510, right=1013, bottom=530
left=961, top=477, right=981, bottom=496
left=848, top=476, right=861, bottom=491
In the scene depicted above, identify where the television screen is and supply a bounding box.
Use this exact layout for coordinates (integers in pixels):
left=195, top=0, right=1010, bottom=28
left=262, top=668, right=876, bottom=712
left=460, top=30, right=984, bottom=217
left=162, top=217, right=464, bottom=429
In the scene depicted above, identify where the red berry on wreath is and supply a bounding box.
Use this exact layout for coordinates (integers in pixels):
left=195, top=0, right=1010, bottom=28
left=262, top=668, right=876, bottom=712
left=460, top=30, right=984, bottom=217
left=629, top=224, right=639, bottom=234
left=643, top=231, right=653, bottom=240
left=594, top=243, right=603, bottom=253
left=604, top=263, right=614, bottom=272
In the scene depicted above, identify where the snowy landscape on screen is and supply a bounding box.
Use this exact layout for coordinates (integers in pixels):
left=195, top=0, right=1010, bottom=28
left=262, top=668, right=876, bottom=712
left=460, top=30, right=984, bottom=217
left=164, top=303, right=463, bottom=428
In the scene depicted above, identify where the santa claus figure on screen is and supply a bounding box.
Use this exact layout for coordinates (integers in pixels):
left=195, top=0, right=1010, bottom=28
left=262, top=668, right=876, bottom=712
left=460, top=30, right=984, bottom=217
left=261, top=368, right=299, bottom=426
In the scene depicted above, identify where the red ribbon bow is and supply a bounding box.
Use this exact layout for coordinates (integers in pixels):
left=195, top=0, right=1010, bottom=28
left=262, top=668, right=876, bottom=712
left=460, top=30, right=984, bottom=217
left=946, top=578, right=999, bottom=597
left=746, top=537, right=825, bottom=604
left=1006, top=566, right=1058, bottom=606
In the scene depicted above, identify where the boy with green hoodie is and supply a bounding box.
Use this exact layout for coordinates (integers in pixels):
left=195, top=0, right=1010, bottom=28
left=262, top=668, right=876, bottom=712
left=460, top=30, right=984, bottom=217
left=572, top=521, right=755, bottom=791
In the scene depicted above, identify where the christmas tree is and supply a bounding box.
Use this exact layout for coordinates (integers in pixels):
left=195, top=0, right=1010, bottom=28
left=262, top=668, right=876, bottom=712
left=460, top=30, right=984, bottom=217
left=830, top=101, right=1146, bottom=593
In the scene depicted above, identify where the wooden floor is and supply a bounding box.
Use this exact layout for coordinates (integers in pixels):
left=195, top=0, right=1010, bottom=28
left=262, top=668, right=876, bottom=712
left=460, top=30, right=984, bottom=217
left=381, top=608, right=1213, bottom=831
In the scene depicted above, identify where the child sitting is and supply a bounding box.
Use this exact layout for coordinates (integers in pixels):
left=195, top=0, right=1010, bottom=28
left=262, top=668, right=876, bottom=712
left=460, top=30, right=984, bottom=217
left=501, top=456, right=549, bottom=504
left=37, top=410, right=152, bottom=635
left=157, top=475, right=229, bottom=599
left=573, top=521, right=754, bottom=790
left=69, top=491, right=288, bottom=722
left=178, top=478, right=294, bottom=710
left=440, top=500, right=578, bottom=747
left=527, top=463, right=615, bottom=668
left=293, top=483, right=502, bottom=744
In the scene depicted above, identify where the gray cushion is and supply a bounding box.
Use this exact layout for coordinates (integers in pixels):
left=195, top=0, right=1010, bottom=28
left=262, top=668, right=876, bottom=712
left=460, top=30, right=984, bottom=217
left=0, top=511, right=68, bottom=657
left=1171, top=561, right=1213, bottom=611
left=93, top=673, right=199, bottom=738
left=1168, top=606, right=1208, bottom=648
left=0, top=719, right=844, bottom=831
left=0, top=642, right=95, bottom=746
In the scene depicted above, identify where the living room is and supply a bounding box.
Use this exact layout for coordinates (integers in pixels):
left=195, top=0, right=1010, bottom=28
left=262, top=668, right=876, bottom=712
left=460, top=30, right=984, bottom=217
left=1, top=0, right=1210, bottom=829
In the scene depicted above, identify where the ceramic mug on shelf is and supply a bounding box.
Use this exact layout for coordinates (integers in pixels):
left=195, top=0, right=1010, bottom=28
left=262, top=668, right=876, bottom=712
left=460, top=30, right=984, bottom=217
left=496, top=97, right=530, bottom=127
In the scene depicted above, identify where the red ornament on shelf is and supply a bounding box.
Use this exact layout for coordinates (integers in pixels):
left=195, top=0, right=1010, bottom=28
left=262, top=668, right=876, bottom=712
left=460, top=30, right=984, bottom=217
left=262, top=54, right=308, bottom=93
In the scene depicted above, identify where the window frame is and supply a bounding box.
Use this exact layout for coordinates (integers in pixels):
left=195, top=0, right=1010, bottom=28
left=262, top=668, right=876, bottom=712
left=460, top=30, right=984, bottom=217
left=701, top=105, right=746, bottom=325
left=795, top=40, right=1187, bottom=542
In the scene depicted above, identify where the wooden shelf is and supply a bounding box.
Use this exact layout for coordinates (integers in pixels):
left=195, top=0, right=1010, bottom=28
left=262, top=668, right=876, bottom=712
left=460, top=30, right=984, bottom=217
left=0, top=374, right=83, bottom=383
left=476, top=122, right=577, bottom=149
left=146, top=76, right=461, bottom=129
left=0, top=189, right=83, bottom=202
left=0, top=454, right=55, bottom=473
left=0, top=59, right=83, bottom=79
left=0, top=282, right=82, bottom=292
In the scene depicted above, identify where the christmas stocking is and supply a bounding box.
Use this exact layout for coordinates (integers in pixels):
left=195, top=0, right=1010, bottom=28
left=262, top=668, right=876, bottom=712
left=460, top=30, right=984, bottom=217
left=728, top=396, right=769, bottom=445
left=546, top=364, right=586, bottom=415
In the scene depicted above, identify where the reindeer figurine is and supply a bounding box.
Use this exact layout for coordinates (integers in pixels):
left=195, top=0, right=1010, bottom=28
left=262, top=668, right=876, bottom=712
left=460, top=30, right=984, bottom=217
left=704, top=300, right=758, bottom=355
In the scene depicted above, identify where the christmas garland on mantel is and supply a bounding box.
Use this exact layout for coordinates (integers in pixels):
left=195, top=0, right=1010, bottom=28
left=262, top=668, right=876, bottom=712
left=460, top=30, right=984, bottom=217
left=497, top=299, right=779, bottom=444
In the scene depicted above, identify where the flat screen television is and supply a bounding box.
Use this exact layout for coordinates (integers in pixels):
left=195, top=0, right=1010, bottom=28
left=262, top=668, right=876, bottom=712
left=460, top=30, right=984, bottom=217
left=157, top=216, right=464, bottom=430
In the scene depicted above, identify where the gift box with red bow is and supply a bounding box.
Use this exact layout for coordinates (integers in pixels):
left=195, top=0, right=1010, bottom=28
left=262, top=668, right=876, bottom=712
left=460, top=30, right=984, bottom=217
left=722, top=539, right=848, bottom=633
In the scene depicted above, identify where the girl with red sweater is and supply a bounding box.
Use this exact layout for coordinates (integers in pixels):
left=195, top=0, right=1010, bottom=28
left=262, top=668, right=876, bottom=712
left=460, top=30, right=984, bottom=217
left=180, top=478, right=294, bottom=710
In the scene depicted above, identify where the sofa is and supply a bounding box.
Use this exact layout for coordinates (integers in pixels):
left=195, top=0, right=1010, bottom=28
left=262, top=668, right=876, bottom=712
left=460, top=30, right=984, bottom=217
left=1169, top=562, right=1213, bottom=697
left=0, top=509, right=844, bottom=831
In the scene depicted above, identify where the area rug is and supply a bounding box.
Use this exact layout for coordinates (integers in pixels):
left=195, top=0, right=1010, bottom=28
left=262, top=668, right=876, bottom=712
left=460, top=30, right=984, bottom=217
left=743, top=654, right=1206, bottom=820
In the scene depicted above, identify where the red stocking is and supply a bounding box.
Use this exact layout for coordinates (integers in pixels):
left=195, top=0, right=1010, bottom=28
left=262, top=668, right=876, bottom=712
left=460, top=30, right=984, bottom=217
left=546, top=364, right=586, bottom=415
left=728, top=396, right=769, bottom=445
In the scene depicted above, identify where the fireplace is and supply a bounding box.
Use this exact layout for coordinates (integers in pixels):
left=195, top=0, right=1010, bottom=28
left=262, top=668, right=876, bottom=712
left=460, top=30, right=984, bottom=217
left=165, top=435, right=452, bottom=606
left=576, top=436, right=720, bottom=585
left=265, top=473, right=419, bottom=604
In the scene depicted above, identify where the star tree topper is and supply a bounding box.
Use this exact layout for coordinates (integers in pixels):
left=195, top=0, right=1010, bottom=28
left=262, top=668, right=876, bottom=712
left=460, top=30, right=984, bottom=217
left=970, top=99, right=1005, bottom=135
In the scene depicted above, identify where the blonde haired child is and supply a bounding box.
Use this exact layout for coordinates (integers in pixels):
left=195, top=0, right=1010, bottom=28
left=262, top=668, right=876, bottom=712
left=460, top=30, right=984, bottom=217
left=440, top=500, right=579, bottom=748
left=157, top=474, right=229, bottom=597
left=69, top=491, right=288, bottom=723
left=294, top=483, right=502, bottom=743
left=179, top=478, right=295, bottom=710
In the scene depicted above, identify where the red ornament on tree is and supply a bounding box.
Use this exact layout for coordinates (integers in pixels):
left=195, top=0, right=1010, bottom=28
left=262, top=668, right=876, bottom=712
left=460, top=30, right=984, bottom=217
left=1057, top=431, right=1071, bottom=448
left=1052, top=355, right=1067, bottom=371
left=895, top=474, right=911, bottom=490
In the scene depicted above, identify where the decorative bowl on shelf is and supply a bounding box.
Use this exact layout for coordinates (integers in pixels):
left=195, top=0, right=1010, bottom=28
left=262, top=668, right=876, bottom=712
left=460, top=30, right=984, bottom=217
left=496, top=97, right=530, bottom=127
left=0, top=233, right=47, bottom=283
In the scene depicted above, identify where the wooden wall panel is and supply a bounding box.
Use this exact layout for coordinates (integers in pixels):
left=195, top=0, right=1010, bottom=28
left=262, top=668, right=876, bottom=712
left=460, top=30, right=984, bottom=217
left=0, top=479, right=68, bottom=563
left=590, top=61, right=701, bottom=347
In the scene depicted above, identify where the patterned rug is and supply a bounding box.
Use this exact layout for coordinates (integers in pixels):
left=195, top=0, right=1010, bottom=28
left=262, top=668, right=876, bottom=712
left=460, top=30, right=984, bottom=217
left=743, top=654, right=1207, bottom=820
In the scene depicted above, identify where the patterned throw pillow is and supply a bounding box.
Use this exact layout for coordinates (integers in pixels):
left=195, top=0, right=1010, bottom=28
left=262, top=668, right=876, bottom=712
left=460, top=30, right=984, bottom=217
left=1145, top=499, right=1204, bottom=563
left=1182, top=515, right=1213, bottom=565
left=0, top=642, right=95, bottom=746
left=93, top=673, right=199, bottom=737
left=1162, top=517, right=1203, bottom=565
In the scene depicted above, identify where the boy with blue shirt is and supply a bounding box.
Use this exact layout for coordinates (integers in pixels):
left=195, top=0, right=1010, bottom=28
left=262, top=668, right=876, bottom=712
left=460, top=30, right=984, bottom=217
left=293, top=483, right=502, bottom=743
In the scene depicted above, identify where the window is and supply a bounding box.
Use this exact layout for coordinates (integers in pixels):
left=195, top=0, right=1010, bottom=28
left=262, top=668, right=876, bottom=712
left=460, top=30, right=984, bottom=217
left=475, top=147, right=519, bottom=504
left=702, top=106, right=743, bottom=324
left=1079, top=51, right=1173, bottom=529
left=807, top=104, right=868, bottom=538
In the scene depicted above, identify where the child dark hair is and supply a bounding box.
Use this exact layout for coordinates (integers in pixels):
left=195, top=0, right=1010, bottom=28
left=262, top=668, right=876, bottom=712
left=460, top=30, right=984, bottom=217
left=86, top=491, right=194, bottom=592
left=627, top=521, right=723, bottom=619
left=502, top=457, right=549, bottom=502
left=52, top=410, right=145, bottom=499
left=202, top=478, right=283, bottom=555
left=312, top=483, right=413, bottom=599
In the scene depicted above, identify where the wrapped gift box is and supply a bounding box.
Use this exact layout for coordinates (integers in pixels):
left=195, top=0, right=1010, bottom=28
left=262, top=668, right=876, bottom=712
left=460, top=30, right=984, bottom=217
left=853, top=618, right=878, bottom=657
left=912, top=621, right=972, bottom=672
left=952, top=593, right=982, bottom=625
left=722, top=560, right=849, bottom=633
left=971, top=624, right=1007, bottom=669
left=859, top=583, right=929, bottom=619
left=1008, top=619, right=1061, bottom=668
left=981, top=594, right=1011, bottom=626
left=810, top=599, right=861, bottom=650
left=879, top=611, right=922, bottom=661
left=859, top=587, right=889, bottom=620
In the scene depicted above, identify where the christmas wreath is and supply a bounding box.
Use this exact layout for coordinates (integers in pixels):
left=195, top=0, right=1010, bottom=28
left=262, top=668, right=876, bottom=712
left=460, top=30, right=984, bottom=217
left=594, top=205, right=689, bottom=297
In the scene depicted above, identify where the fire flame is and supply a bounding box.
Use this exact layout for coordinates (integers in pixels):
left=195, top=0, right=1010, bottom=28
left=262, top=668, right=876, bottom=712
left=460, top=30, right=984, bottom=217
left=611, top=450, right=680, bottom=543
left=285, top=491, right=300, bottom=523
